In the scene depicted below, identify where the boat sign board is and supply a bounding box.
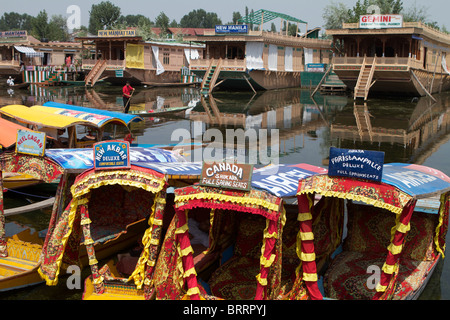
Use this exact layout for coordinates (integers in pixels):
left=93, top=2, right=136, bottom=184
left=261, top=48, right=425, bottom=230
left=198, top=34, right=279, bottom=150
left=215, top=25, right=249, bottom=34
left=94, top=141, right=131, bottom=170
left=16, top=129, right=46, bottom=157
left=201, top=162, right=253, bottom=191
left=328, top=147, right=385, bottom=182
left=98, top=30, right=136, bottom=37
left=360, top=15, right=403, bottom=29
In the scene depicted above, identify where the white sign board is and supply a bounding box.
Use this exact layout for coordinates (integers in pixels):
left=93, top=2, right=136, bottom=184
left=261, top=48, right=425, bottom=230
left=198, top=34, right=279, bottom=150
left=360, top=15, right=403, bottom=29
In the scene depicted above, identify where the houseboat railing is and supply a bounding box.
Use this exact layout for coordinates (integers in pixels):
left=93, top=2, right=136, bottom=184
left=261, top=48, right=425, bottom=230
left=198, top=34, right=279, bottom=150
left=333, top=56, right=423, bottom=69
left=0, top=60, right=20, bottom=67
left=82, top=59, right=126, bottom=69
left=191, top=58, right=247, bottom=71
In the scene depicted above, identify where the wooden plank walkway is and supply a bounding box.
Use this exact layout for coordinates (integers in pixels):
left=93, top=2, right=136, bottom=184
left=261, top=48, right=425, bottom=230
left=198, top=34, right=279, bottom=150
left=4, top=198, right=55, bottom=217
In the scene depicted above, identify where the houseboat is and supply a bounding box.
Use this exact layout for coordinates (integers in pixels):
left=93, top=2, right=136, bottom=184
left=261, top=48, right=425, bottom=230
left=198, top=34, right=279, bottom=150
left=327, top=15, right=450, bottom=100
left=183, top=9, right=333, bottom=93
left=0, top=30, right=82, bottom=85
left=76, top=29, right=205, bottom=87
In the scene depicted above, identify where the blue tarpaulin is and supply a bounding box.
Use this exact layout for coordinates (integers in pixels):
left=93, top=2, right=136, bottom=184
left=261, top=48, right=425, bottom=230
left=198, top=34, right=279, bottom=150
left=43, top=102, right=143, bottom=126
left=381, top=163, right=450, bottom=198
left=45, top=147, right=185, bottom=172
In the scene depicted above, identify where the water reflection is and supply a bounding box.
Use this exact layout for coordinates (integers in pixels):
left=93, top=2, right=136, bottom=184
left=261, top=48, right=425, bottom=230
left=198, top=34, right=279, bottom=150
left=1, top=84, right=450, bottom=299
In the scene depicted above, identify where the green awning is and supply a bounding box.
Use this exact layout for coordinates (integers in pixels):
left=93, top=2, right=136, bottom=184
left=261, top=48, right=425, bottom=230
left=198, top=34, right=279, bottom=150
left=238, top=9, right=307, bottom=25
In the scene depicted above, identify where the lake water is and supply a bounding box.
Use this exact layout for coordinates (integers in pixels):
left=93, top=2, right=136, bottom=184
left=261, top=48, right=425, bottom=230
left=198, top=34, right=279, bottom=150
left=1, top=83, right=449, bottom=300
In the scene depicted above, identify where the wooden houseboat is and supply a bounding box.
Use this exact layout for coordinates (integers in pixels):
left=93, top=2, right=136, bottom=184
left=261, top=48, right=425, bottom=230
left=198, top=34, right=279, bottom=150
left=183, top=9, right=333, bottom=93
left=327, top=15, right=450, bottom=100
left=76, top=29, right=204, bottom=87
left=0, top=30, right=82, bottom=84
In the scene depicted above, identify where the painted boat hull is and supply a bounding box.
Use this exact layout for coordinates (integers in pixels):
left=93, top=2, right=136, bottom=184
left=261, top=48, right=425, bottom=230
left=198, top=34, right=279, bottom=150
left=333, top=66, right=450, bottom=97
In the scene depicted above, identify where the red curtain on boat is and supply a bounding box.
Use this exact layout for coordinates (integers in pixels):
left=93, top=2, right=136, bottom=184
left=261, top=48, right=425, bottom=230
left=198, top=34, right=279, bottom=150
left=255, top=219, right=278, bottom=300
left=0, top=172, right=6, bottom=258
left=372, top=199, right=416, bottom=300
left=176, top=208, right=200, bottom=300
left=297, top=193, right=323, bottom=300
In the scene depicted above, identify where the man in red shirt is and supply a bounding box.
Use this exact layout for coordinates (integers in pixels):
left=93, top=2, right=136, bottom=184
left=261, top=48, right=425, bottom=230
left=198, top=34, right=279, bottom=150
left=123, top=81, right=135, bottom=114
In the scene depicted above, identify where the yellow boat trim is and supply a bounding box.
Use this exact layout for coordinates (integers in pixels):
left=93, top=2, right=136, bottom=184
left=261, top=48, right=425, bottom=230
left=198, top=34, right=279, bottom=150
left=387, top=243, right=403, bottom=255
left=303, top=272, right=318, bottom=282
left=300, top=252, right=316, bottom=262
left=297, top=212, right=313, bottom=222
left=0, top=104, right=91, bottom=129
left=298, top=189, right=405, bottom=215
left=176, top=193, right=281, bottom=213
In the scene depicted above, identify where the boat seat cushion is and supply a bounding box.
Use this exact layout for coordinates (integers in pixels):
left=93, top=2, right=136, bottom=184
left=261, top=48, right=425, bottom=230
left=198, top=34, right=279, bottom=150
left=209, top=256, right=260, bottom=300
left=234, top=214, right=266, bottom=259
left=323, top=251, right=437, bottom=300
left=402, top=212, right=437, bottom=261
left=343, top=203, right=395, bottom=254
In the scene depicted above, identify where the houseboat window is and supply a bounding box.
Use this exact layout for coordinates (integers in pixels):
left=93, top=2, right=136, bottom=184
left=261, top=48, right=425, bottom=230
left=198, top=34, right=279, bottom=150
left=163, top=52, right=170, bottom=65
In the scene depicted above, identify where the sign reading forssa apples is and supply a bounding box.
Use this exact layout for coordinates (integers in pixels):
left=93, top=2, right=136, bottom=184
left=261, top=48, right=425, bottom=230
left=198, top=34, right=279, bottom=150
left=94, top=141, right=130, bottom=170
left=201, top=162, right=253, bottom=191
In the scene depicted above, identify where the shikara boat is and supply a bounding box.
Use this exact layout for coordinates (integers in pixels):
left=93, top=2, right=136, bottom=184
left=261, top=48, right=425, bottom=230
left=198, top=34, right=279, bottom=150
left=129, top=106, right=191, bottom=117
left=0, top=146, right=185, bottom=292
left=296, top=163, right=450, bottom=300
left=39, top=161, right=202, bottom=300
left=0, top=117, right=42, bottom=190
left=153, top=163, right=327, bottom=300
left=0, top=152, right=64, bottom=292
left=0, top=103, right=143, bottom=149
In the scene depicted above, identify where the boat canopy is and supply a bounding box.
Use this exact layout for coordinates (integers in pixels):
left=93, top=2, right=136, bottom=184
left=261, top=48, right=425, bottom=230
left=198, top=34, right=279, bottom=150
left=44, top=147, right=187, bottom=173
left=238, top=9, right=307, bottom=25
left=0, top=105, right=92, bottom=130
left=0, top=118, right=29, bottom=149
left=43, top=102, right=144, bottom=126
left=155, top=163, right=327, bottom=300
left=298, top=163, right=450, bottom=215
left=296, top=162, right=450, bottom=300
left=30, top=105, right=127, bottom=128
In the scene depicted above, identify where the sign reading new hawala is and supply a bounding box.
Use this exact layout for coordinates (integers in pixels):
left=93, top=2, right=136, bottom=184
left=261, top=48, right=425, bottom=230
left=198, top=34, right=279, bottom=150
left=201, top=162, right=254, bottom=191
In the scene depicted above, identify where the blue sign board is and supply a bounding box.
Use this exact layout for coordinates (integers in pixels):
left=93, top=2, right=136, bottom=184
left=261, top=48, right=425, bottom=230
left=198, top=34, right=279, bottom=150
left=94, top=141, right=130, bottom=170
left=328, top=147, right=385, bottom=182
left=215, top=25, right=248, bottom=34
left=16, top=129, right=46, bottom=157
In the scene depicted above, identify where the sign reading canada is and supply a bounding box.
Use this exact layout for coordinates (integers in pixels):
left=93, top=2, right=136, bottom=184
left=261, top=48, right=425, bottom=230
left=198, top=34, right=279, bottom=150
left=201, top=162, right=253, bottom=191
left=16, top=129, right=46, bottom=157
left=94, top=141, right=130, bottom=170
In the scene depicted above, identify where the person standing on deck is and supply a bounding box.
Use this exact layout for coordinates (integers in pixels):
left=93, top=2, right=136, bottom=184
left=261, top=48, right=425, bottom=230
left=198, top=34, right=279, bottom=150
left=123, top=81, right=135, bottom=114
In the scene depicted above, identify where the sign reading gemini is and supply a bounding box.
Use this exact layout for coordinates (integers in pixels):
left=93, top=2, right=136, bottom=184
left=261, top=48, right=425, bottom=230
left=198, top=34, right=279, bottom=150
left=328, top=147, right=385, bottom=182
left=94, top=141, right=130, bottom=170
left=201, top=162, right=253, bottom=191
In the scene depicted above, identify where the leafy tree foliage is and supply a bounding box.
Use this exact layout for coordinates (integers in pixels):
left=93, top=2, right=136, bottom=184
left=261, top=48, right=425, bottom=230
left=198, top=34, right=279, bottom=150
left=0, top=12, right=33, bottom=31
left=179, top=9, right=222, bottom=28
left=322, top=0, right=443, bottom=30
left=88, top=1, right=121, bottom=34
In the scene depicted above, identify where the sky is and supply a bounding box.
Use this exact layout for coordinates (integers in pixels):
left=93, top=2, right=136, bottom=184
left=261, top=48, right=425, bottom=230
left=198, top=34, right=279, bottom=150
left=0, top=0, right=449, bottom=31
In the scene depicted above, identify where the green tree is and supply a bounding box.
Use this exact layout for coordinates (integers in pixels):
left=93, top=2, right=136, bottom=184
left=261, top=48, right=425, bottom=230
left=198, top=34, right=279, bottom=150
left=118, top=14, right=152, bottom=27
left=0, top=12, right=33, bottom=31
left=323, top=0, right=433, bottom=29
left=322, top=1, right=352, bottom=30
left=231, top=11, right=242, bottom=24
left=155, top=12, right=170, bottom=36
left=88, top=1, right=121, bottom=34
left=31, top=10, right=51, bottom=40
left=48, top=15, right=69, bottom=41
left=180, top=9, right=222, bottom=28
